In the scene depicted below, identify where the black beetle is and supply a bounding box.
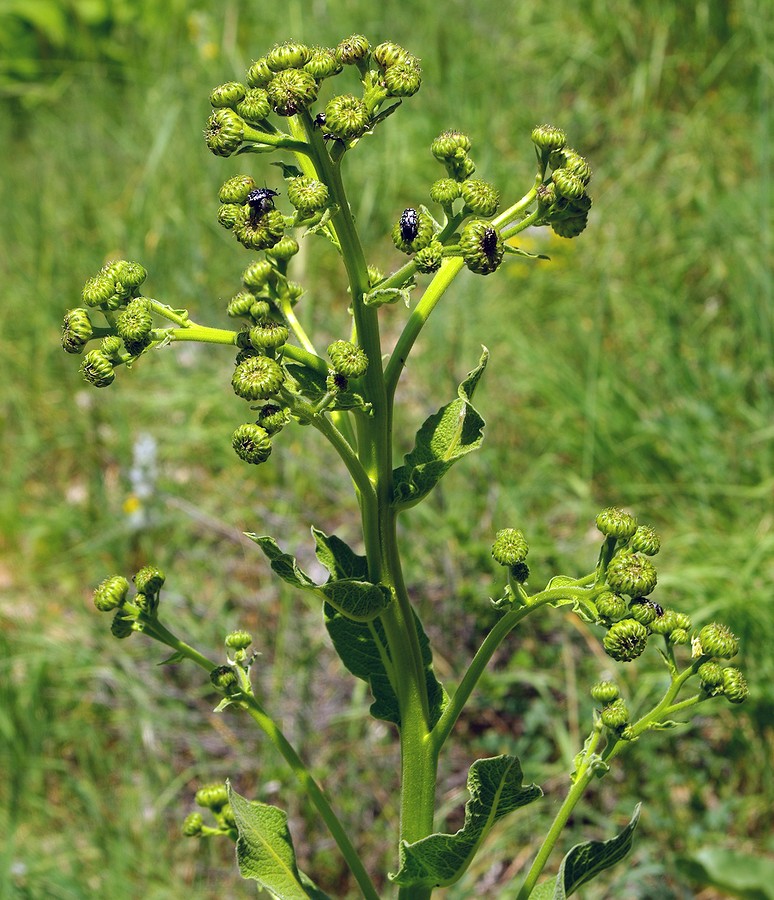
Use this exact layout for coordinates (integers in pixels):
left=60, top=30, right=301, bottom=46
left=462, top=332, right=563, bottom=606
left=246, top=188, right=279, bottom=226
left=481, top=225, right=499, bottom=258
left=399, top=207, right=419, bottom=243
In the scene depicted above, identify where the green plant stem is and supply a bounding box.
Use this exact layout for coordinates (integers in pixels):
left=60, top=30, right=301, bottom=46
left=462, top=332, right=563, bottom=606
left=140, top=617, right=380, bottom=900
left=431, top=586, right=581, bottom=754
left=161, top=323, right=238, bottom=345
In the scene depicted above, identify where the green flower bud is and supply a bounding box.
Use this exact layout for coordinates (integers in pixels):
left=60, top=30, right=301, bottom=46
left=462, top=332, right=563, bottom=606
left=414, top=241, right=444, bottom=274
left=335, top=34, right=370, bottom=66
left=134, top=565, right=165, bottom=596
left=431, top=130, right=472, bottom=161
left=220, top=805, right=236, bottom=829
left=280, top=281, right=304, bottom=303
left=100, top=335, right=123, bottom=361
left=601, top=697, right=630, bottom=730
left=225, top=630, right=253, bottom=651
left=249, top=319, right=288, bottom=350
left=531, top=124, right=567, bottom=152
left=242, top=261, right=274, bottom=289
left=266, top=68, right=318, bottom=116
left=62, top=308, right=93, bottom=354
left=383, top=61, right=422, bottom=97
left=628, top=598, right=660, bottom=626
left=595, top=507, right=638, bottom=539
left=491, top=528, right=529, bottom=566
left=697, top=660, right=725, bottom=693
left=372, top=41, right=410, bottom=69
left=459, top=220, right=504, bottom=275
left=590, top=680, right=620, bottom=704
left=210, top=81, right=246, bottom=109
left=429, top=178, right=462, bottom=205
left=509, top=561, right=530, bottom=584
left=603, top=618, right=649, bottom=662
left=460, top=179, right=500, bottom=217
left=265, top=237, right=300, bottom=262
left=550, top=214, right=589, bottom=239
left=234, top=208, right=285, bottom=250
left=326, top=371, right=349, bottom=393
left=204, top=108, right=244, bottom=157
left=648, top=608, right=678, bottom=636
left=257, top=403, right=290, bottom=434
left=93, top=575, right=130, bottom=612
left=116, top=297, right=153, bottom=344
left=246, top=57, right=273, bottom=88
left=80, top=349, right=115, bottom=388
left=721, top=667, right=748, bottom=703
left=232, top=423, right=272, bottom=464
left=236, top=88, right=271, bottom=123
left=327, top=339, right=369, bottom=377
left=605, top=551, right=657, bottom=597
left=630, top=524, right=660, bottom=555
left=266, top=41, right=311, bottom=72
left=82, top=272, right=116, bottom=308
left=217, top=204, right=242, bottom=230
left=195, top=782, right=229, bottom=811
left=562, top=149, right=593, bottom=184
left=227, top=290, right=256, bottom=318
left=552, top=169, right=586, bottom=201
left=391, top=209, right=435, bottom=254
left=698, top=622, right=739, bottom=659
left=232, top=355, right=285, bottom=401
left=304, top=46, right=343, bottom=79
left=110, top=611, right=134, bottom=639
left=595, top=591, right=627, bottom=621
left=182, top=812, right=204, bottom=837
left=249, top=300, right=271, bottom=320
left=673, top=612, right=692, bottom=631
left=670, top=628, right=690, bottom=645
left=324, top=94, right=370, bottom=140
left=286, top=176, right=329, bottom=215
left=219, top=176, right=258, bottom=205
left=367, top=265, right=384, bottom=287
left=453, top=157, right=477, bottom=180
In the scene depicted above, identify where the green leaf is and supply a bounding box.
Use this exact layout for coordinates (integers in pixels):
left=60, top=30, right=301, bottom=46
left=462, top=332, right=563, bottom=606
left=392, top=755, right=542, bottom=887
left=392, top=348, right=489, bottom=509
left=533, top=804, right=641, bottom=899
left=364, top=285, right=414, bottom=307
left=228, top=783, right=330, bottom=898
left=677, top=847, right=774, bottom=900
left=284, top=362, right=369, bottom=411
left=157, top=651, right=186, bottom=666
left=247, top=533, right=390, bottom=622
left=324, top=603, right=447, bottom=729
left=272, top=160, right=304, bottom=179
left=312, top=528, right=368, bottom=580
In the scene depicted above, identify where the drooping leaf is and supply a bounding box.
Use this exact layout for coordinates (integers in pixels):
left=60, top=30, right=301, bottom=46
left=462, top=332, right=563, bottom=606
left=392, top=348, right=489, bottom=509
left=530, top=804, right=641, bottom=899
left=247, top=533, right=390, bottom=622
left=271, top=160, right=305, bottom=179
left=228, top=783, right=330, bottom=899
left=312, top=528, right=369, bottom=580
left=324, top=603, right=447, bottom=729
left=392, top=755, right=542, bottom=887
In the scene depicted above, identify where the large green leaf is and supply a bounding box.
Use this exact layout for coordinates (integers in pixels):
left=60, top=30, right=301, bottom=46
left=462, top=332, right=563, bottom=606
left=247, top=533, right=391, bottom=622
left=529, top=804, right=641, bottom=899
left=392, top=755, right=542, bottom=887
left=392, top=348, right=489, bottom=509
left=228, top=783, right=330, bottom=899
left=678, top=847, right=774, bottom=900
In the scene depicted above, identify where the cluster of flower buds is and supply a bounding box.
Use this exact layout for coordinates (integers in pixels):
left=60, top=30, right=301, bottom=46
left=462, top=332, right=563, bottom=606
left=204, top=36, right=421, bottom=159
left=92, top=565, right=166, bottom=638
left=491, top=527, right=530, bottom=585
left=531, top=124, right=592, bottom=239
left=64, top=260, right=155, bottom=387
left=181, top=782, right=237, bottom=841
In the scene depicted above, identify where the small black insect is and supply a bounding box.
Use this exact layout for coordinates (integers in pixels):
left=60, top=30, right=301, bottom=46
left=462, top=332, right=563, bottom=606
left=399, top=207, right=419, bottom=243
left=481, top=226, right=499, bottom=258
left=651, top=601, right=664, bottom=617
left=246, top=187, right=279, bottom=226
left=313, top=112, right=327, bottom=128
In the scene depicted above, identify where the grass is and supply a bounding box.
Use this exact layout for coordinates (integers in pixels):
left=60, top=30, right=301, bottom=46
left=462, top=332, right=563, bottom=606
left=1, top=0, right=771, bottom=897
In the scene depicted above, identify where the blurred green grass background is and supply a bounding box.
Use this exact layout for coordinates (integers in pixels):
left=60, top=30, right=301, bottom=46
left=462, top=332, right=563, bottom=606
left=0, top=0, right=771, bottom=897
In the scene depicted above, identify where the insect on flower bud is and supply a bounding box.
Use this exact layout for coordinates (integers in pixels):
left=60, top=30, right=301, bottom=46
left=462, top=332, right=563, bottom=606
left=628, top=597, right=659, bottom=626
left=491, top=528, right=529, bottom=566
left=219, top=175, right=258, bottom=205
left=603, top=618, right=649, bottom=662
left=93, top=575, right=130, bottom=612
left=234, top=208, right=285, bottom=250
left=232, top=424, right=272, bottom=465
left=698, top=622, right=740, bottom=659
left=459, top=220, right=504, bottom=275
